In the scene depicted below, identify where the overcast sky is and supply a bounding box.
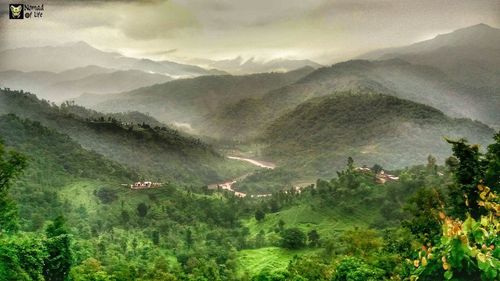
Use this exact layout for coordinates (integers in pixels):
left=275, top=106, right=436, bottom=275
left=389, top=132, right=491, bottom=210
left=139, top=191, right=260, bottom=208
left=1, top=0, right=499, bottom=64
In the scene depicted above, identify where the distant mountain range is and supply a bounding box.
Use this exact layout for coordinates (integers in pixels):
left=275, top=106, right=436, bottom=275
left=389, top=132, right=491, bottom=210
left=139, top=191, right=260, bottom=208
left=0, top=66, right=173, bottom=101
left=1, top=23, right=498, bottom=178
left=78, top=24, right=499, bottom=137
left=74, top=66, right=316, bottom=129
left=189, top=56, right=322, bottom=75
left=0, top=41, right=226, bottom=77
left=360, top=23, right=500, bottom=90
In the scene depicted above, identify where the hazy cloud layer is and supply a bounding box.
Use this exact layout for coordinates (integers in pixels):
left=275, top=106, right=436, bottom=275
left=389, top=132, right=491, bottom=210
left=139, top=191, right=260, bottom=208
left=1, top=0, right=499, bottom=64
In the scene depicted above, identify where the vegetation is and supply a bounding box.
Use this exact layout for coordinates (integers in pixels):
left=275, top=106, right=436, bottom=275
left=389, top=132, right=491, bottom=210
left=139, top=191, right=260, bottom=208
left=263, top=92, right=494, bottom=178
left=0, top=89, right=255, bottom=184
left=0, top=87, right=498, bottom=280
left=82, top=66, right=315, bottom=128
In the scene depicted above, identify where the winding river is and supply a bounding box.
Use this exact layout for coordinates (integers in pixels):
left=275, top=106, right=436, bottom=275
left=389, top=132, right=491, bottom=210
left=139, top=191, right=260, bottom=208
left=208, top=156, right=276, bottom=197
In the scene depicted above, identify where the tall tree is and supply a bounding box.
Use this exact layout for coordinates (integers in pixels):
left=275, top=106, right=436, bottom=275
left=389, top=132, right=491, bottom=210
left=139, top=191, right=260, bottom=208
left=44, top=216, right=73, bottom=281
left=0, top=139, right=26, bottom=233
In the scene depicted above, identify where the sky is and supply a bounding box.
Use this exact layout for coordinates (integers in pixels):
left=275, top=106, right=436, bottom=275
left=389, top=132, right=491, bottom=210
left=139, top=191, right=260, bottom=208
left=1, top=0, right=499, bottom=64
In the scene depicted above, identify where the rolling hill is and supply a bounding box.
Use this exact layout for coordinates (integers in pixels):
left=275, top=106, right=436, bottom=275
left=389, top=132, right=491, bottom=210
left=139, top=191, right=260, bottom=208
left=201, top=58, right=499, bottom=140
left=262, top=92, right=495, bottom=177
left=75, top=66, right=316, bottom=129
left=360, top=23, right=500, bottom=116
left=0, top=67, right=173, bottom=101
left=0, top=89, right=252, bottom=184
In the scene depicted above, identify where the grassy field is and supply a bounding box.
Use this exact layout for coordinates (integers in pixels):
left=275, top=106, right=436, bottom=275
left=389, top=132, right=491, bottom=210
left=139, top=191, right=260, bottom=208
left=237, top=247, right=319, bottom=276
left=235, top=195, right=381, bottom=275
left=243, top=200, right=376, bottom=241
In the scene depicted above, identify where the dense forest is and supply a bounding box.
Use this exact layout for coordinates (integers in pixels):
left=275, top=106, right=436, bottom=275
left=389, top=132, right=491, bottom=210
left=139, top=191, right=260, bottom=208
left=0, top=89, right=254, bottom=185
left=0, top=106, right=498, bottom=279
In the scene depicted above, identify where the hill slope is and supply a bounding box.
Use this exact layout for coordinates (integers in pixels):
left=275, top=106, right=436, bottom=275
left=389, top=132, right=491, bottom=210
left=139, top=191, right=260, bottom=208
left=76, top=66, right=315, bottom=129
left=0, top=89, right=249, bottom=184
left=0, top=68, right=172, bottom=101
left=202, top=59, right=498, bottom=139
left=360, top=23, right=500, bottom=107
left=263, top=92, right=494, bottom=177
left=0, top=113, right=137, bottom=228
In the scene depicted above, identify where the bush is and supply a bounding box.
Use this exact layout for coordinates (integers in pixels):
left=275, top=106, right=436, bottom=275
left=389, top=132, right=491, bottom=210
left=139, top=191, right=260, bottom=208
left=280, top=228, right=306, bottom=249
left=333, top=257, right=385, bottom=281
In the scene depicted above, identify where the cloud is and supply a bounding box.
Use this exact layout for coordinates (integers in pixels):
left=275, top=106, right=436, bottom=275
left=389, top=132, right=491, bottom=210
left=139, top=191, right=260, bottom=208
left=117, top=1, right=200, bottom=40
left=1, top=0, right=499, bottom=63
left=145, top=48, right=178, bottom=56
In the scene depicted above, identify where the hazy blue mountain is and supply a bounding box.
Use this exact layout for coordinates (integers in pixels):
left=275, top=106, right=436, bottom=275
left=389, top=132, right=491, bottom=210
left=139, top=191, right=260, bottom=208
left=191, top=56, right=322, bottom=74
left=0, top=66, right=172, bottom=101
left=202, top=59, right=499, bottom=140
left=74, top=66, right=316, bottom=130
left=44, top=69, right=172, bottom=100
left=0, top=41, right=226, bottom=77
left=360, top=23, right=500, bottom=90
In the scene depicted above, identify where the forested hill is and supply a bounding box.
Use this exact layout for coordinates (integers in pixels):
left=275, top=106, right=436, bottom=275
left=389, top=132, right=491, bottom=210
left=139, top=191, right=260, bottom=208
left=75, top=66, right=315, bottom=125
left=200, top=59, right=498, bottom=140
left=0, top=114, right=136, bottom=229
left=0, top=89, right=243, bottom=184
left=263, top=92, right=495, bottom=177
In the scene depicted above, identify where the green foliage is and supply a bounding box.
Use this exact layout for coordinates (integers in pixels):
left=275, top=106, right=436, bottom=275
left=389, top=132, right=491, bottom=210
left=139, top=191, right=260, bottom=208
left=69, top=258, right=113, bottom=281
left=255, top=209, right=266, bottom=222
left=0, top=86, right=498, bottom=281
left=263, top=92, right=494, bottom=178
left=307, top=230, right=320, bottom=247
left=44, top=216, right=72, bottom=281
left=447, top=133, right=500, bottom=219
left=411, top=185, right=500, bottom=281
left=402, top=187, right=445, bottom=243
left=136, top=202, right=148, bottom=217
left=0, top=233, right=48, bottom=281
left=234, top=168, right=296, bottom=194
left=0, top=136, right=27, bottom=192
left=0, top=135, right=26, bottom=233
left=280, top=228, right=306, bottom=250
left=333, top=257, right=385, bottom=281
left=0, top=89, right=251, bottom=184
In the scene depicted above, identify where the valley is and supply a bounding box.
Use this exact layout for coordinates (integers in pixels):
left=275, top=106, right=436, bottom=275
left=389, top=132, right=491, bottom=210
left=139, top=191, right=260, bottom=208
left=0, top=14, right=499, bottom=281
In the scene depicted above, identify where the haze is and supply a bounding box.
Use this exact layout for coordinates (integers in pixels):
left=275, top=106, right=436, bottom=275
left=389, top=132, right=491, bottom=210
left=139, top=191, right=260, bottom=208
left=1, top=0, right=499, bottom=64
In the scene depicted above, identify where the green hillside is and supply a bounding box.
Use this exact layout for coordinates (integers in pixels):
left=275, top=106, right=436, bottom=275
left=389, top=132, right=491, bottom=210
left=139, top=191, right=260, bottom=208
left=1, top=113, right=498, bottom=279
left=0, top=89, right=253, bottom=184
left=0, top=114, right=136, bottom=230
left=202, top=59, right=498, bottom=140
left=76, top=66, right=315, bottom=128
left=263, top=92, right=494, bottom=177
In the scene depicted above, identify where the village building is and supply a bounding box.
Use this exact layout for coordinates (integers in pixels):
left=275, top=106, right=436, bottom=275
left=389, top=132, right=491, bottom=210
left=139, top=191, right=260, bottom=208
left=130, top=181, right=162, bottom=189
left=375, top=170, right=399, bottom=184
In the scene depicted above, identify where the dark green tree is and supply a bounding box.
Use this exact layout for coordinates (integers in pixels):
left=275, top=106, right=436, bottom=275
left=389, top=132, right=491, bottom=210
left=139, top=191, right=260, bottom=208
left=137, top=202, right=148, bottom=217
left=44, top=216, right=72, bottom=281
left=484, top=132, right=500, bottom=192
left=0, top=139, right=26, bottom=233
left=307, top=229, right=320, bottom=247
left=446, top=138, right=485, bottom=219
left=280, top=228, right=306, bottom=249
left=255, top=209, right=265, bottom=222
